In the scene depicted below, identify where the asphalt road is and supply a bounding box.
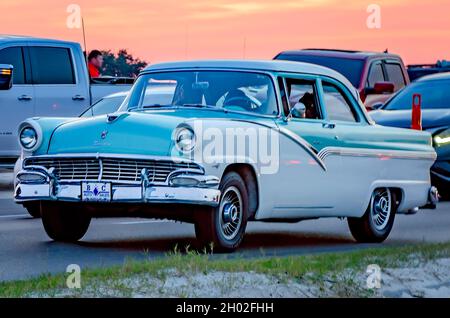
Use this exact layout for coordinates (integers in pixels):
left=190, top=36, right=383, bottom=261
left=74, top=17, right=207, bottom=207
left=1, top=172, right=449, bottom=282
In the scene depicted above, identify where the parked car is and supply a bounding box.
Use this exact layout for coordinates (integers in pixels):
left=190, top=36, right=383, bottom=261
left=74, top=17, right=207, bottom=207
left=407, top=60, right=450, bottom=81
left=0, top=35, right=134, bottom=169
left=370, top=72, right=450, bottom=199
left=274, top=49, right=410, bottom=110
left=14, top=60, right=437, bottom=251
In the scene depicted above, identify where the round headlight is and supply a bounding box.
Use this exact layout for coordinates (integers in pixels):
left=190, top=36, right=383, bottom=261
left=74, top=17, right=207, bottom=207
left=175, top=127, right=196, bottom=153
left=19, top=127, right=38, bottom=150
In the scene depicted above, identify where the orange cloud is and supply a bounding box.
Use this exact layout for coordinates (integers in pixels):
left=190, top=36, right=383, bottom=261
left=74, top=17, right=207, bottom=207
left=0, top=0, right=449, bottom=65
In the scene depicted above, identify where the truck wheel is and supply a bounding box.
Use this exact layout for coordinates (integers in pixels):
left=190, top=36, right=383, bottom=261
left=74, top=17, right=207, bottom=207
left=195, top=172, right=248, bottom=252
left=41, top=202, right=91, bottom=242
left=23, top=202, right=41, bottom=218
left=348, top=188, right=397, bottom=243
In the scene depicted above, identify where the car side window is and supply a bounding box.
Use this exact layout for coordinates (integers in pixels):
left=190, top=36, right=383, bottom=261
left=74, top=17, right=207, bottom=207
left=0, top=47, right=26, bottom=84
left=29, top=47, right=75, bottom=84
left=322, top=82, right=357, bottom=122
left=367, top=62, right=384, bottom=87
left=385, top=63, right=406, bottom=91
left=284, top=78, right=322, bottom=119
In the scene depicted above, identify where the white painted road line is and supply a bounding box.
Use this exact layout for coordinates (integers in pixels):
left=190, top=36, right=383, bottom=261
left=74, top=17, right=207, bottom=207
left=0, top=214, right=29, bottom=218
left=0, top=192, right=13, bottom=199
left=113, top=220, right=171, bottom=225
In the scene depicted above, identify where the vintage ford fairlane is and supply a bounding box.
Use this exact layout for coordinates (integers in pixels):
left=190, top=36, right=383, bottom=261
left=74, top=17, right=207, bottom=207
left=14, top=60, right=438, bottom=251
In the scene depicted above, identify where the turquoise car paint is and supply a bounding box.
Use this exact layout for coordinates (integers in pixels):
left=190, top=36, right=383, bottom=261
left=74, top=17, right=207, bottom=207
left=27, top=117, right=81, bottom=155
left=34, top=110, right=434, bottom=159
left=47, top=112, right=178, bottom=156
left=45, top=109, right=278, bottom=157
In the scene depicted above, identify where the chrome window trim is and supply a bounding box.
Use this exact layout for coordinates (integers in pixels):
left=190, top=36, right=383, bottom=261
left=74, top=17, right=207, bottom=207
left=124, top=68, right=282, bottom=119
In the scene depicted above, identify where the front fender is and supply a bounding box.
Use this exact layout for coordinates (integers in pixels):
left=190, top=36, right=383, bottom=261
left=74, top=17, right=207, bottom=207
left=18, top=117, right=81, bottom=156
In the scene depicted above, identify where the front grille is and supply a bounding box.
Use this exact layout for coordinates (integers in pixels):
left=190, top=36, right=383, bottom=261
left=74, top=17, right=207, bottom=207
left=23, top=157, right=202, bottom=184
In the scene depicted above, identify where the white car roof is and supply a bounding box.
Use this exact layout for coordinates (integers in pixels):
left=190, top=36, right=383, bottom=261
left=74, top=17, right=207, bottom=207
left=0, top=34, right=78, bottom=46
left=144, top=59, right=356, bottom=97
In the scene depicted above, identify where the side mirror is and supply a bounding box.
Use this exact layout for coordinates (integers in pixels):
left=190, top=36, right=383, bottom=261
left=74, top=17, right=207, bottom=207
left=0, top=64, right=13, bottom=90
left=365, top=81, right=395, bottom=95
left=288, top=102, right=306, bottom=119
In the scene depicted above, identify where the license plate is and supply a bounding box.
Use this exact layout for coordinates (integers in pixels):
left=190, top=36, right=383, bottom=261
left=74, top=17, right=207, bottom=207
left=81, top=182, right=111, bottom=202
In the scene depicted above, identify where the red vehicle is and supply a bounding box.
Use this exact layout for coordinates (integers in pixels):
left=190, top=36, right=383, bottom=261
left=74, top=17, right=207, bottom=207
left=274, top=49, right=410, bottom=110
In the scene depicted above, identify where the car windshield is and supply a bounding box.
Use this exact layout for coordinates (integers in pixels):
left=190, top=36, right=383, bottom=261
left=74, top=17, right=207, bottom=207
left=383, top=80, right=450, bottom=110
left=276, top=54, right=364, bottom=87
left=123, top=70, right=278, bottom=116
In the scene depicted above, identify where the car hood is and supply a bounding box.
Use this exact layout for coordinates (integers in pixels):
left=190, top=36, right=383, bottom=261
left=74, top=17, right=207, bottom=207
left=46, top=109, right=273, bottom=156
left=369, top=108, right=450, bottom=130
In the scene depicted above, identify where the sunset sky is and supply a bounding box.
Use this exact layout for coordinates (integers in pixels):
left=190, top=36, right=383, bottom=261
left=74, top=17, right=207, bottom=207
left=1, top=0, right=449, bottom=65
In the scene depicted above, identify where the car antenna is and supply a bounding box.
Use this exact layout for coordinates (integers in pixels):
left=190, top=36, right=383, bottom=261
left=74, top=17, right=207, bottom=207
left=82, top=16, right=93, bottom=105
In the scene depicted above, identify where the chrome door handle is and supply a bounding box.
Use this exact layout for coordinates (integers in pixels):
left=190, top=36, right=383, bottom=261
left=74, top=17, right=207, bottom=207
left=18, top=94, right=32, bottom=101
left=322, top=123, right=336, bottom=129
left=72, top=95, right=86, bottom=101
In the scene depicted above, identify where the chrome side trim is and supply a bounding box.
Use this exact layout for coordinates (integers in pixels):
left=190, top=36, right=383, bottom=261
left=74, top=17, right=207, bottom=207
left=318, top=147, right=437, bottom=161
left=277, top=127, right=327, bottom=171
left=226, top=118, right=327, bottom=171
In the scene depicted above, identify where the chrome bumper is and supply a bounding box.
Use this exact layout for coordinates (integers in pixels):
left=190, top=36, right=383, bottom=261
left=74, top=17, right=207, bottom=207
left=14, top=168, right=221, bottom=206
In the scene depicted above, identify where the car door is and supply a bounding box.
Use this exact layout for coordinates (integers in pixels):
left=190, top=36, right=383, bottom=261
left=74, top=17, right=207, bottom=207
left=0, top=45, right=35, bottom=159
left=384, top=60, right=407, bottom=91
left=364, top=60, right=387, bottom=108
left=273, top=75, right=341, bottom=215
left=320, top=79, right=375, bottom=214
left=29, top=45, right=90, bottom=117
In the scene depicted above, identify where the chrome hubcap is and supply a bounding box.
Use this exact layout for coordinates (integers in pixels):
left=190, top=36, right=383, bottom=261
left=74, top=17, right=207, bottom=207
left=219, top=186, right=242, bottom=240
left=370, top=188, right=392, bottom=231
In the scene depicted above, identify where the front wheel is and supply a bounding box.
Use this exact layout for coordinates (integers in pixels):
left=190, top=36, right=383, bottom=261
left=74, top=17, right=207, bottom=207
left=41, top=202, right=91, bottom=242
left=195, top=172, right=248, bottom=252
left=23, top=202, right=41, bottom=218
left=348, top=188, right=397, bottom=243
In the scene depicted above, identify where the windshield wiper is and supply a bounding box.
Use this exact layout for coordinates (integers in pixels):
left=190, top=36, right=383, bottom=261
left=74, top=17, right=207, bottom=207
left=182, top=103, right=217, bottom=109
left=128, top=104, right=173, bottom=112
left=142, top=104, right=173, bottom=109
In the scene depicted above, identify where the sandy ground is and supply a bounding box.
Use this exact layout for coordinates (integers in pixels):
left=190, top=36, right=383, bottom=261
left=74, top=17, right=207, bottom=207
left=31, top=258, right=450, bottom=298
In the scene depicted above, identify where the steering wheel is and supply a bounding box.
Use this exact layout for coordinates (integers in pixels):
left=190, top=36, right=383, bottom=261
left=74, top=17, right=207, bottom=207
left=223, top=90, right=255, bottom=112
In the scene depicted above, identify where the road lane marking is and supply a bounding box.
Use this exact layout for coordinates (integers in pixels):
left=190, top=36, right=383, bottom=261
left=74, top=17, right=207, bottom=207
left=112, top=220, right=171, bottom=225
left=0, top=214, right=29, bottom=218
left=0, top=192, right=14, bottom=199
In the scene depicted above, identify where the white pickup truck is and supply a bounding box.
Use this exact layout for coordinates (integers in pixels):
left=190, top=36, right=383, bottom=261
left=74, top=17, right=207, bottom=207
left=0, top=35, right=133, bottom=168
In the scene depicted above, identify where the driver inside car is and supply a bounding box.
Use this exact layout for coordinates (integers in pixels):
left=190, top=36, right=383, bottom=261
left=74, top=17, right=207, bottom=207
left=298, top=92, right=319, bottom=119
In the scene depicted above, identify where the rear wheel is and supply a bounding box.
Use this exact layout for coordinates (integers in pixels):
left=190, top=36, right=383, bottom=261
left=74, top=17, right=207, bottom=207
left=41, top=202, right=91, bottom=242
left=195, top=172, right=248, bottom=252
left=348, top=188, right=396, bottom=243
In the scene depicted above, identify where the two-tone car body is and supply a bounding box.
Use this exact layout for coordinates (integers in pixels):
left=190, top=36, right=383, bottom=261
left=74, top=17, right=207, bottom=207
left=14, top=60, right=437, bottom=251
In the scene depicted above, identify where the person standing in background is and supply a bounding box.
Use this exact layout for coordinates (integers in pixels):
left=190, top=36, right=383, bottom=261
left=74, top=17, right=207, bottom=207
left=87, top=50, right=103, bottom=78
